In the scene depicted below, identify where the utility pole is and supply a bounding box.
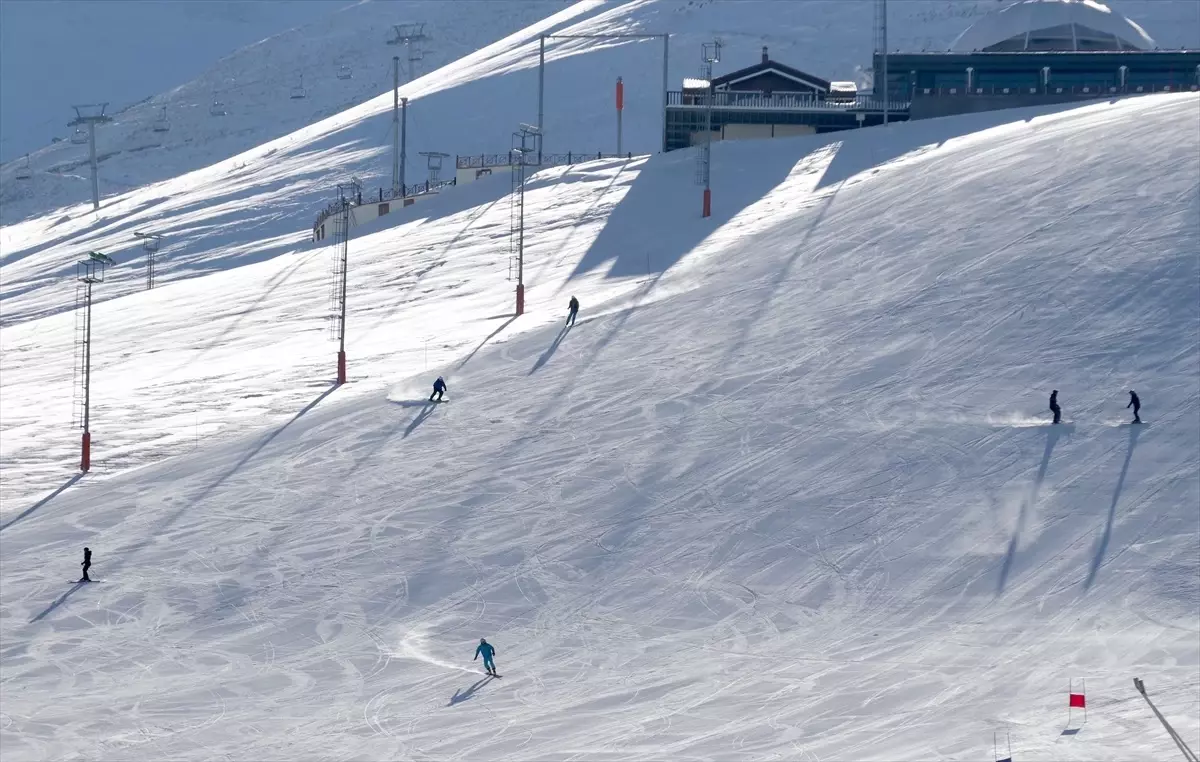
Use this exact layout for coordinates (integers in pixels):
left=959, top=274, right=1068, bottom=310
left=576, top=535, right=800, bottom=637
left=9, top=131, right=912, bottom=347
left=328, top=195, right=352, bottom=384
left=74, top=252, right=114, bottom=472
left=699, top=40, right=721, bottom=218
left=616, top=76, right=624, bottom=156
left=401, top=97, right=408, bottom=196
left=68, top=104, right=113, bottom=211
left=510, top=123, right=540, bottom=316
left=876, top=0, right=889, bottom=125
left=537, top=35, right=546, bottom=164
left=133, top=231, right=163, bottom=290
left=392, top=57, right=401, bottom=196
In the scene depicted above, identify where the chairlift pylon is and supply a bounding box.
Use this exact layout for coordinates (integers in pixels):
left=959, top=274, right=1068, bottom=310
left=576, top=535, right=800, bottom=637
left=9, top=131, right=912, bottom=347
left=152, top=106, right=171, bottom=133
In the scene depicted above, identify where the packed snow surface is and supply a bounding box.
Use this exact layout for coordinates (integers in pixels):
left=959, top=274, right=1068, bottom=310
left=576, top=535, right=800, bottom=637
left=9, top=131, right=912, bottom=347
left=1, top=91, right=1197, bottom=760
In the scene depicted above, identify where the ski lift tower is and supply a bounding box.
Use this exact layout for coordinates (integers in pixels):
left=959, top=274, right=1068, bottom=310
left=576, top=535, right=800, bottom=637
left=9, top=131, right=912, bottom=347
left=74, top=251, right=115, bottom=472
left=510, top=124, right=539, bottom=316
left=133, top=231, right=164, bottom=289
left=68, top=104, right=113, bottom=211
left=387, top=22, right=429, bottom=83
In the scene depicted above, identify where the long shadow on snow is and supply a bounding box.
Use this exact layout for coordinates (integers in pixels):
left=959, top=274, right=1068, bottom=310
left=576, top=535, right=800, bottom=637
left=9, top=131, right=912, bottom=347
left=569, top=145, right=797, bottom=280
left=448, top=676, right=494, bottom=706
left=996, top=425, right=1066, bottom=595
left=814, top=98, right=1121, bottom=191
left=100, top=384, right=339, bottom=575
left=30, top=581, right=88, bottom=624
left=530, top=324, right=571, bottom=374
left=404, top=402, right=439, bottom=439
left=0, top=473, right=84, bottom=533
left=722, top=183, right=841, bottom=364
left=1084, top=424, right=1141, bottom=590
left=456, top=316, right=518, bottom=372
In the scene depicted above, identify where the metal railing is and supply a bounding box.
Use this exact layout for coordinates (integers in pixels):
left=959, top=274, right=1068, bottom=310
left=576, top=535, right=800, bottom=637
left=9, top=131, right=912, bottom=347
left=456, top=151, right=633, bottom=169
left=913, top=83, right=1199, bottom=97
left=666, top=90, right=909, bottom=112
left=313, top=178, right=455, bottom=235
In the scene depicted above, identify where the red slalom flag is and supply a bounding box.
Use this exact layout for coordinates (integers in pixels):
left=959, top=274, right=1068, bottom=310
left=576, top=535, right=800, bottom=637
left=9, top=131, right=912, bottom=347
left=1069, top=693, right=1086, bottom=708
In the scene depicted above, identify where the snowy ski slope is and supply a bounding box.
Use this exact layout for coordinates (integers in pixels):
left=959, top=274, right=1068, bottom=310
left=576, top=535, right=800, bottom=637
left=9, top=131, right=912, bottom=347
left=1, top=92, right=1197, bottom=760
left=3, top=0, right=1197, bottom=226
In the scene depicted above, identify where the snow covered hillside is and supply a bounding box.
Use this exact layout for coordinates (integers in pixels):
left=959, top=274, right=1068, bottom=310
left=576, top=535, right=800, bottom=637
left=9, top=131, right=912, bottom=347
left=2, top=94, right=1197, bottom=760
left=3, top=0, right=1196, bottom=227
left=0, top=0, right=351, bottom=164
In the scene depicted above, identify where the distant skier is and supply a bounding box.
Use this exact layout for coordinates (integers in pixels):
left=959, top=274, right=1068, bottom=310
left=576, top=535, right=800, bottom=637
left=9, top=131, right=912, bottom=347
left=566, top=296, right=579, bottom=327
left=474, top=638, right=498, bottom=676
left=429, top=376, right=446, bottom=402
left=80, top=547, right=92, bottom=583
left=1127, top=390, right=1141, bottom=423
left=1049, top=389, right=1061, bottom=425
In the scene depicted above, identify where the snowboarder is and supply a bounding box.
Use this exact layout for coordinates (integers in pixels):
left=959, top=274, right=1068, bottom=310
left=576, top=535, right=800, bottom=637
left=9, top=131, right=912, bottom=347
left=474, top=638, right=498, bottom=676
left=1127, top=390, right=1141, bottom=423
left=80, top=547, right=92, bottom=582
left=566, top=296, right=579, bottom=327
left=1049, top=390, right=1061, bottom=425
left=429, top=376, right=446, bottom=402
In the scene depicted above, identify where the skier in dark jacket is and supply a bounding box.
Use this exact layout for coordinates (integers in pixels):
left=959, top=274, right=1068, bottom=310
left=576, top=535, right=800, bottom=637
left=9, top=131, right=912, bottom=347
left=430, top=376, right=446, bottom=402
left=80, top=547, right=92, bottom=582
left=567, top=296, right=579, bottom=326
left=474, top=638, right=498, bottom=676
left=1049, top=390, right=1061, bottom=425
left=1127, top=390, right=1141, bottom=423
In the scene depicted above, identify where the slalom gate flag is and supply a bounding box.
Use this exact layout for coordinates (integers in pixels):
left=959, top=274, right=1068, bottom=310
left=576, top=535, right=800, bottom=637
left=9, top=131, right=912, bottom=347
left=1069, top=693, right=1086, bottom=708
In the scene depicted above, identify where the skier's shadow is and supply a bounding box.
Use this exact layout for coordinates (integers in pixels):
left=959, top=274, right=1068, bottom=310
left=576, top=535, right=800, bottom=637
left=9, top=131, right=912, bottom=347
left=404, top=402, right=438, bottom=438
left=448, top=675, right=494, bottom=706
left=30, top=581, right=87, bottom=623
left=530, top=324, right=571, bottom=374
left=1084, top=423, right=1142, bottom=590
left=996, top=425, right=1067, bottom=595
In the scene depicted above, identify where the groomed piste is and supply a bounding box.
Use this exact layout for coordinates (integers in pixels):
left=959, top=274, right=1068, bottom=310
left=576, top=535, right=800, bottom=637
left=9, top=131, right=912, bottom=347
left=1, top=89, right=1197, bottom=760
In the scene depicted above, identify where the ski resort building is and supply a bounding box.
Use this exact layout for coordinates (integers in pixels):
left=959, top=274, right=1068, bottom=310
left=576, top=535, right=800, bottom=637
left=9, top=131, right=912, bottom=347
left=663, top=47, right=900, bottom=152
left=882, top=0, right=1200, bottom=120
left=665, top=0, right=1199, bottom=151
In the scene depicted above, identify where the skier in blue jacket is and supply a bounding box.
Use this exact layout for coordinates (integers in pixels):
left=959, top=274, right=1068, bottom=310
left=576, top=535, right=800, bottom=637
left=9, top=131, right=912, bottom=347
left=429, top=376, right=446, bottom=402
left=474, top=638, right=498, bottom=676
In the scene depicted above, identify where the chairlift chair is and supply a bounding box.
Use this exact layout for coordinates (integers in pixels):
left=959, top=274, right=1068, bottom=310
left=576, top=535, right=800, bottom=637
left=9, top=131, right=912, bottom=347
left=337, top=64, right=353, bottom=80
left=290, top=73, right=307, bottom=99
left=209, top=96, right=227, bottom=117
left=70, top=127, right=88, bottom=144
left=152, top=106, right=171, bottom=133
left=15, top=155, right=32, bottom=180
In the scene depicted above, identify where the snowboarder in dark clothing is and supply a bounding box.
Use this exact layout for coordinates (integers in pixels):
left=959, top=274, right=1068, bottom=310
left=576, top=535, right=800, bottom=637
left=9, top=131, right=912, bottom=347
left=430, top=376, right=446, bottom=402
left=474, top=638, right=498, bottom=676
left=1049, top=390, right=1061, bottom=424
left=1127, top=390, right=1141, bottom=423
left=80, top=547, right=92, bottom=582
left=566, top=296, right=579, bottom=326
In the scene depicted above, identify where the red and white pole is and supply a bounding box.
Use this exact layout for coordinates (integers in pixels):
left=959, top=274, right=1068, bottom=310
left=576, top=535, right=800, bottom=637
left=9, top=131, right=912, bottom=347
left=80, top=432, right=90, bottom=472
left=616, top=76, right=624, bottom=157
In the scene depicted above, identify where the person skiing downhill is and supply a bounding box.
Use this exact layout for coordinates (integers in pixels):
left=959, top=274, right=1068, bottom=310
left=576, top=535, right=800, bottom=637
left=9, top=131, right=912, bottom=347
left=1127, top=390, right=1141, bottom=423
left=566, top=296, right=579, bottom=327
left=430, top=376, right=446, bottom=402
left=1049, top=390, right=1061, bottom=425
left=474, top=638, right=498, bottom=676
left=80, top=547, right=92, bottom=582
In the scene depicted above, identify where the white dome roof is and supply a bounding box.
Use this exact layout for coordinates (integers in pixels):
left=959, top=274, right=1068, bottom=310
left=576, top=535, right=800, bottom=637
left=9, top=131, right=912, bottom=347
left=951, top=0, right=1156, bottom=53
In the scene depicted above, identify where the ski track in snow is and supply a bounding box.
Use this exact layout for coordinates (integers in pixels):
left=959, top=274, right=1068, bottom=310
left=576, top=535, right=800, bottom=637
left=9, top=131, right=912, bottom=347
left=0, top=17, right=1198, bottom=762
